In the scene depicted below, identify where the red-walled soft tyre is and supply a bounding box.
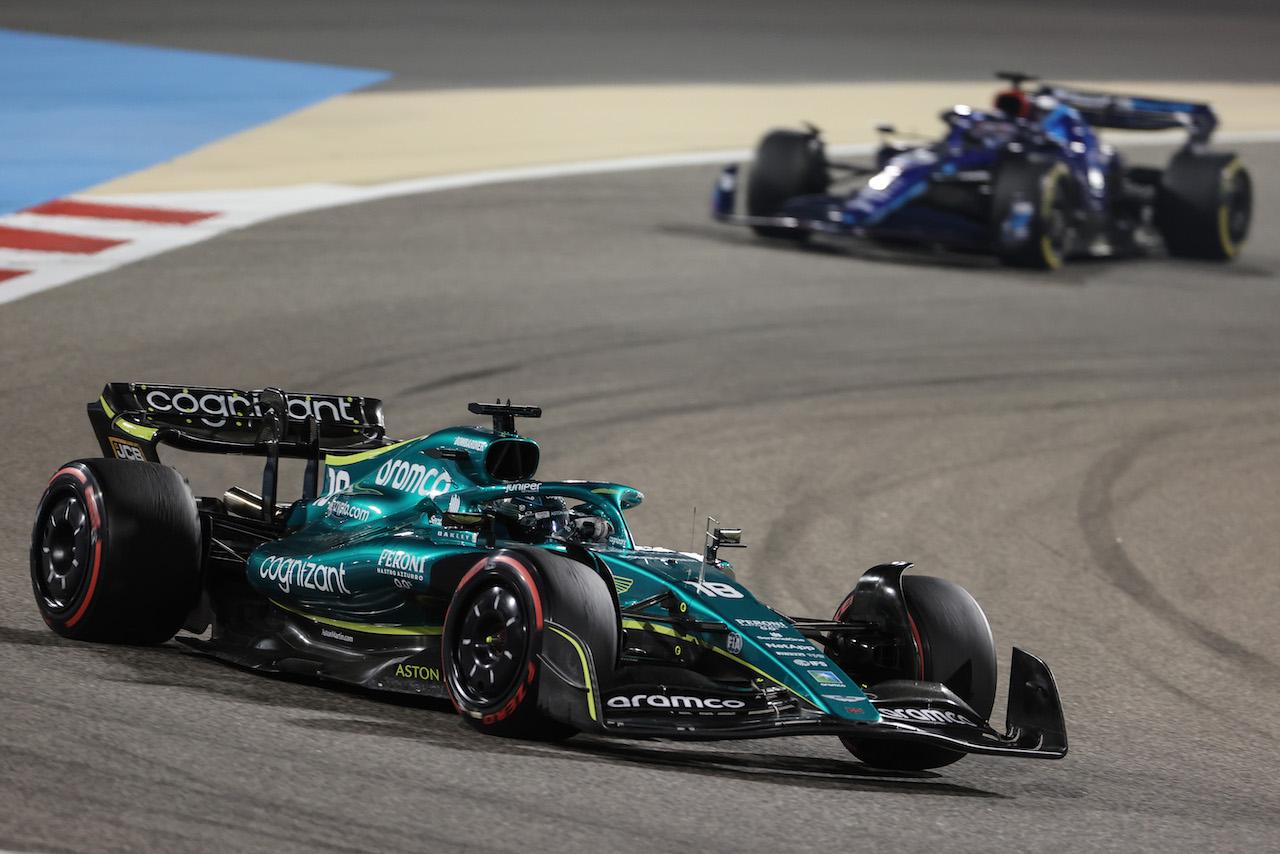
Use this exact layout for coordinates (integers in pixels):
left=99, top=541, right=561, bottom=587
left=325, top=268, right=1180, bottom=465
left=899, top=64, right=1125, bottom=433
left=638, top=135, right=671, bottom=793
left=838, top=574, right=997, bottom=771
left=442, top=549, right=616, bottom=740
left=31, top=459, right=202, bottom=645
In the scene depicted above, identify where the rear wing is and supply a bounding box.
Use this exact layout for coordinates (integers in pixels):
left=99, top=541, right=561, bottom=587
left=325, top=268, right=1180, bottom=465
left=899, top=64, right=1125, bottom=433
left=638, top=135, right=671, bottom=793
left=1039, top=84, right=1218, bottom=143
left=88, top=382, right=388, bottom=464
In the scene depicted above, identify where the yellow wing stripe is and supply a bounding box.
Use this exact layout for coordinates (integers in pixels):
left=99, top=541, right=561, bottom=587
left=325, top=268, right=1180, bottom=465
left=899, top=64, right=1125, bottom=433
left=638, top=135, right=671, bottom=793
left=324, top=437, right=421, bottom=467
left=547, top=624, right=598, bottom=722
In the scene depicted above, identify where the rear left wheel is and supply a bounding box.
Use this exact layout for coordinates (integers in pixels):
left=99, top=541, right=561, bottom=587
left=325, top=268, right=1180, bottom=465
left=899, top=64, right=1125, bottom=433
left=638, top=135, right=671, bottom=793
left=31, top=459, right=202, bottom=644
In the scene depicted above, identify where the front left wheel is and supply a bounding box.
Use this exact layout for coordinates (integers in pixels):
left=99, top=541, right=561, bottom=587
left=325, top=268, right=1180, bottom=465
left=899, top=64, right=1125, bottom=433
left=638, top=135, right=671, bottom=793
left=442, top=549, right=617, bottom=739
left=992, top=159, right=1074, bottom=269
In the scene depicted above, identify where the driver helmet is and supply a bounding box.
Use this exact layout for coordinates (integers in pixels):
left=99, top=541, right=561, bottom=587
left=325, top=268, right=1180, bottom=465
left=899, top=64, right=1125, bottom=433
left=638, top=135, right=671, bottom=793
left=494, top=495, right=569, bottom=543
left=564, top=513, right=614, bottom=545
left=993, top=89, right=1031, bottom=119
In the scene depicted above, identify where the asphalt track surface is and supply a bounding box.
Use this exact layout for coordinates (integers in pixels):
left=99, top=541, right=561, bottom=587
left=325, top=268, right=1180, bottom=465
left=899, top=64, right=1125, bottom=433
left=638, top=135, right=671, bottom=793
left=4, top=0, right=1279, bottom=85
left=3, top=3, right=1280, bottom=853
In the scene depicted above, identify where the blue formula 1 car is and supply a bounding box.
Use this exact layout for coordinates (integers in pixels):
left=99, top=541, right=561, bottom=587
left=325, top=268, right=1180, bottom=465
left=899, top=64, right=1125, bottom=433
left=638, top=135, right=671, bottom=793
left=712, top=72, right=1252, bottom=269
left=31, top=384, right=1066, bottom=772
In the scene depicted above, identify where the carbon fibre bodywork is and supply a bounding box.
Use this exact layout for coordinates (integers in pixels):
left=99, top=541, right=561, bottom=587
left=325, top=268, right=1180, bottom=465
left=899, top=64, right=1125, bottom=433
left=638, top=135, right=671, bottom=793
left=61, top=382, right=1066, bottom=765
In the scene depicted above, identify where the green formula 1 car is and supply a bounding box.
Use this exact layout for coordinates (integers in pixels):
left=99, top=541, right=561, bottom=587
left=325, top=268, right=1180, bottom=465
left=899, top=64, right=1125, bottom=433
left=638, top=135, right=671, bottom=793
left=31, top=384, right=1067, bottom=771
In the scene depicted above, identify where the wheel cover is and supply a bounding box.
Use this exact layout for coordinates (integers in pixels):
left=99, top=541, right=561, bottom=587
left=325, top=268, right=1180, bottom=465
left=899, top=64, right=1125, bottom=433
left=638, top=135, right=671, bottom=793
left=35, top=492, right=93, bottom=612
left=453, top=582, right=531, bottom=706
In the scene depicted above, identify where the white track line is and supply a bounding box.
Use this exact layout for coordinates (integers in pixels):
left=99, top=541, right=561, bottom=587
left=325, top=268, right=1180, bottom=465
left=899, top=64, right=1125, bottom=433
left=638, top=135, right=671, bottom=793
left=2, top=129, right=1278, bottom=307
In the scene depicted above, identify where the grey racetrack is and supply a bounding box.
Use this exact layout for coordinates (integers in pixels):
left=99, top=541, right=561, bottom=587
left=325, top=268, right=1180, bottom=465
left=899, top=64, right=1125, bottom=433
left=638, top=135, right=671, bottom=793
left=2, top=3, right=1279, bottom=853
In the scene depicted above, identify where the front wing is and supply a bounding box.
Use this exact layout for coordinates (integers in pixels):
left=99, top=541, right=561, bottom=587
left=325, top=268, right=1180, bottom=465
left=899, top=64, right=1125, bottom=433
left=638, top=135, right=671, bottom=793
left=710, top=164, right=995, bottom=251
left=591, top=647, right=1067, bottom=760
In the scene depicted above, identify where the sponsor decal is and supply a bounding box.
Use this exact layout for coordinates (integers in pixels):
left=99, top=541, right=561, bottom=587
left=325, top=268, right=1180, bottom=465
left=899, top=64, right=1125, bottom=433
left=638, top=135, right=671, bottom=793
left=613, top=575, right=633, bottom=594
left=1002, top=201, right=1035, bottom=244
left=1055, top=89, right=1115, bottom=111
left=453, top=436, right=487, bottom=452
left=725, top=633, right=743, bottom=655
left=809, top=670, right=845, bottom=687
left=326, top=495, right=371, bottom=523
left=763, top=640, right=820, bottom=653
left=607, top=535, right=628, bottom=549
left=606, top=693, right=748, bottom=711
left=503, top=481, right=540, bottom=494
left=108, top=437, right=145, bottom=461
left=395, top=664, right=441, bottom=681
left=321, top=628, right=353, bottom=643
left=880, top=707, right=980, bottom=728
left=735, top=618, right=789, bottom=632
left=434, top=529, right=478, bottom=545
left=791, top=659, right=828, bottom=668
left=143, top=387, right=360, bottom=429
left=377, top=549, right=426, bottom=582
left=258, top=555, right=350, bottom=595
left=375, top=459, right=451, bottom=497
left=480, top=663, right=535, bottom=725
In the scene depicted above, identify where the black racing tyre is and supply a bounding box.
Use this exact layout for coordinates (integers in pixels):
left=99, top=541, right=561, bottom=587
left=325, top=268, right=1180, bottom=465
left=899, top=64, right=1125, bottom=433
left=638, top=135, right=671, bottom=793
left=30, top=459, right=202, bottom=644
left=442, top=549, right=618, bottom=740
left=1155, top=151, right=1251, bottom=260
left=746, top=129, right=829, bottom=239
left=991, top=159, right=1073, bottom=269
left=838, top=574, right=997, bottom=771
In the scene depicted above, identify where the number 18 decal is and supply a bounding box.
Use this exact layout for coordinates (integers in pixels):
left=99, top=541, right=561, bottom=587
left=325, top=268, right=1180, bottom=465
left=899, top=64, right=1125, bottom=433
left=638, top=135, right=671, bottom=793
left=682, top=580, right=743, bottom=598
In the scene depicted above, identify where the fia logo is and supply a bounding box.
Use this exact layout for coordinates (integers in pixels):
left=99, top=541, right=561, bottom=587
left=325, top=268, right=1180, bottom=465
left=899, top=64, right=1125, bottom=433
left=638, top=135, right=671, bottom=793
left=726, top=633, right=743, bottom=655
